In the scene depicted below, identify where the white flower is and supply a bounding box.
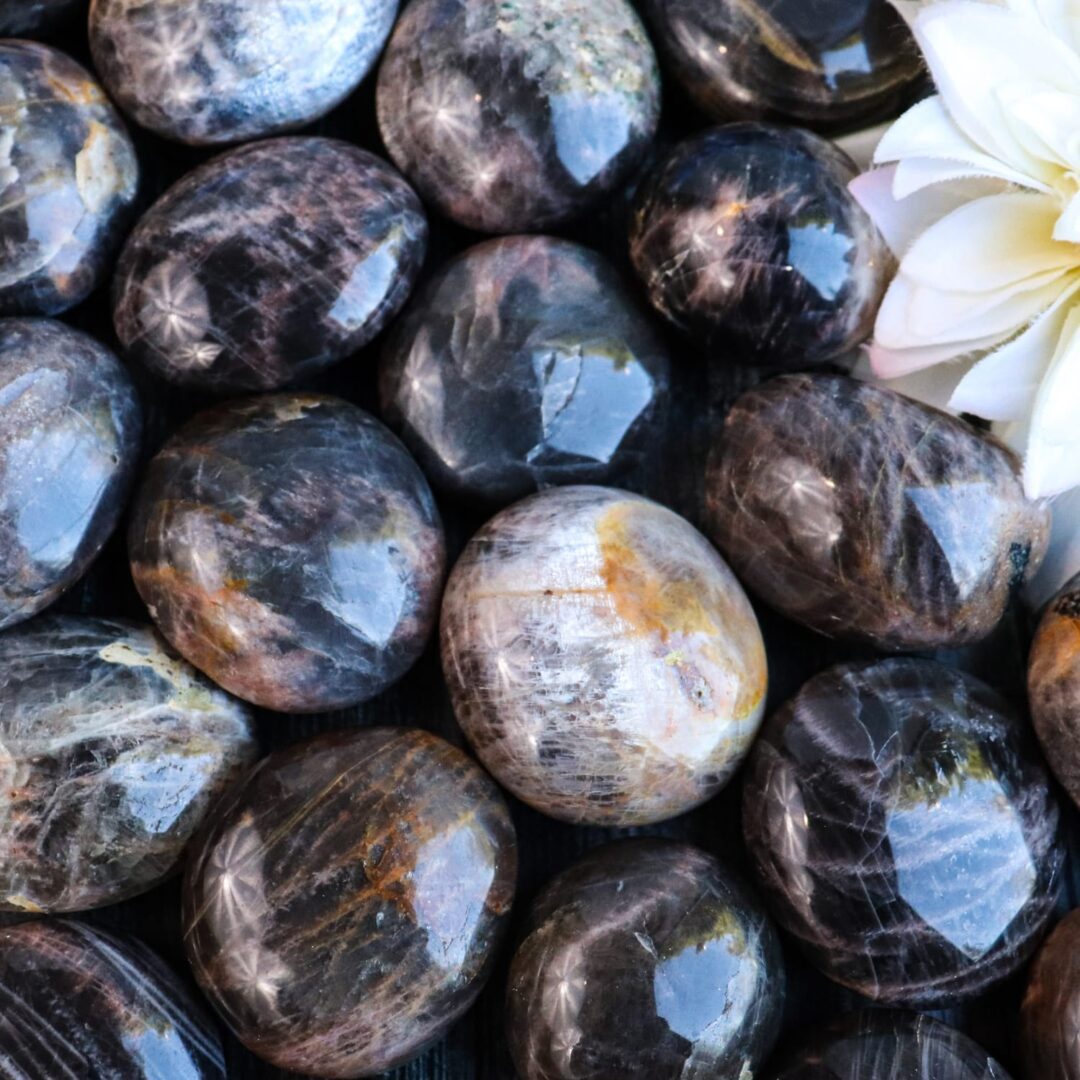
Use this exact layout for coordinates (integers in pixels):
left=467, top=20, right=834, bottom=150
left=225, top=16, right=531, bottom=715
left=850, top=0, right=1080, bottom=498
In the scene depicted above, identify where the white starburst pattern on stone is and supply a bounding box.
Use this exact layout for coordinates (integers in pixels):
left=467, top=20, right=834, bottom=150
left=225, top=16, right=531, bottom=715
left=174, top=341, right=225, bottom=369
left=540, top=946, right=587, bottom=1070
left=407, top=71, right=483, bottom=152
left=760, top=455, right=844, bottom=560
left=204, top=816, right=269, bottom=930
left=138, top=257, right=212, bottom=351
left=225, top=944, right=292, bottom=1011
left=137, top=14, right=205, bottom=89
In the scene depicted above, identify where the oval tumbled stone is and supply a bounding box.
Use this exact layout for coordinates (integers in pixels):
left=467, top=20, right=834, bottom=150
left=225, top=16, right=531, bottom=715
left=707, top=374, right=1049, bottom=650
left=0, top=615, right=256, bottom=914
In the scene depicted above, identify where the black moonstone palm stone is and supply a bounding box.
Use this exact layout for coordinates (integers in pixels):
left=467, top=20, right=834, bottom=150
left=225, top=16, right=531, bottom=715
left=380, top=236, right=671, bottom=504
left=630, top=124, right=889, bottom=366
left=743, top=658, right=1063, bottom=1008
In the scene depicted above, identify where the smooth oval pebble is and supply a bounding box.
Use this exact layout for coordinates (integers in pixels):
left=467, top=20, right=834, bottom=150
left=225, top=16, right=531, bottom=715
left=376, top=0, right=660, bottom=233
left=380, top=236, right=670, bottom=503
left=707, top=373, right=1049, bottom=650
left=128, top=394, right=446, bottom=713
left=743, top=658, right=1062, bottom=1007
left=507, top=839, right=785, bottom=1079
left=441, top=485, right=767, bottom=826
left=773, top=1010, right=1012, bottom=1079
left=1020, top=908, right=1080, bottom=1080
left=0, top=318, right=142, bottom=630
left=0, top=40, right=138, bottom=315
left=0, top=0, right=82, bottom=35
left=0, top=615, right=255, bottom=914
left=0, top=918, right=225, bottom=1078
left=89, top=0, right=398, bottom=145
left=114, top=137, right=427, bottom=393
left=183, top=726, right=517, bottom=1078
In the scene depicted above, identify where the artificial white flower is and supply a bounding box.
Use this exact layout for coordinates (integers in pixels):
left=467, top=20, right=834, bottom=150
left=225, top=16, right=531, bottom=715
left=850, top=0, right=1080, bottom=499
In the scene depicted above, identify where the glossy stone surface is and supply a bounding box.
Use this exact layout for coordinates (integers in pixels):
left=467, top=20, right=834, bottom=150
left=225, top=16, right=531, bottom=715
left=507, top=839, right=784, bottom=1079
left=0, top=918, right=224, bottom=1077
left=184, top=726, right=516, bottom=1078
left=630, top=125, right=888, bottom=365
left=0, top=41, right=138, bottom=315
left=114, top=138, right=427, bottom=393
left=743, top=658, right=1063, bottom=1007
left=380, top=237, right=670, bottom=503
left=0, top=0, right=82, bottom=35
left=129, top=395, right=445, bottom=713
left=642, top=0, right=922, bottom=132
left=773, top=1011, right=1012, bottom=1079
left=89, top=0, right=397, bottom=146
left=376, top=0, right=660, bottom=233
left=1020, top=908, right=1080, bottom=1080
left=0, top=319, right=142, bottom=630
left=0, top=616, right=255, bottom=914
left=1029, top=572, right=1080, bottom=811
left=441, top=486, right=767, bottom=826
left=708, top=374, right=1049, bottom=651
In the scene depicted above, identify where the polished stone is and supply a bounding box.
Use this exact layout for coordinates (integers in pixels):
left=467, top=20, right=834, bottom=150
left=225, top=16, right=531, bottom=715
left=0, top=0, right=82, bottom=35
left=0, top=616, right=255, bottom=914
left=129, top=395, right=445, bottom=713
left=0, top=41, right=138, bottom=315
left=641, top=0, right=922, bottom=132
left=773, top=1011, right=1012, bottom=1079
left=630, top=125, right=889, bottom=365
left=0, top=319, right=142, bottom=630
left=1020, top=908, right=1080, bottom=1080
left=183, top=726, right=516, bottom=1078
left=507, top=839, right=784, bottom=1079
left=708, top=373, right=1049, bottom=650
left=1028, top=572, right=1080, bottom=811
left=114, top=138, right=426, bottom=393
left=743, top=658, right=1062, bottom=1007
left=441, top=486, right=767, bottom=826
left=379, top=236, right=670, bottom=503
left=376, top=0, right=660, bottom=233
left=0, top=919, right=224, bottom=1078
left=89, top=0, right=398, bottom=145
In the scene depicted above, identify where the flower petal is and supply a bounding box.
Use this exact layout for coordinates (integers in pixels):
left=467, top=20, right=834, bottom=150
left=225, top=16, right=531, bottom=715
left=998, top=85, right=1080, bottom=172
left=1054, top=190, right=1080, bottom=243
left=856, top=346, right=977, bottom=408
left=869, top=329, right=1014, bottom=377
left=1022, top=482, right=1080, bottom=611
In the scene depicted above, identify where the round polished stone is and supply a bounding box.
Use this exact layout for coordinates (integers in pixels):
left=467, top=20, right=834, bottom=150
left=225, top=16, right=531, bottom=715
left=1028, top=571, right=1080, bottom=810
left=0, top=319, right=142, bottom=630
left=0, top=41, right=138, bottom=316
left=773, top=1010, right=1013, bottom=1079
left=114, top=138, right=427, bottom=393
left=707, top=373, right=1049, bottom=651
left=0, top=0, right=82, bottom=35
left=128, top=395, right=445, bottom=713
left=507, top=839, right=784, bottom=1080
left=379, top=236, right=670, bottom=503
left=641, top=0, right=922, bottom=132
left=630, top=125, right=888, bottom=366
left=1021, top=908, right=1080, bottom=1080
left=376, top=0, right=660, bottom=233
left=0, top=615, right=255, bottom=914
left=184, top=726, right=516, bottom=1078
left=88, top=0, right=398, bottom=146
left=0, top=919, right=224, bottom=1077
left=441, top=486, right=767, bottom=826
left=743, top=658, right=1063, bottom=1007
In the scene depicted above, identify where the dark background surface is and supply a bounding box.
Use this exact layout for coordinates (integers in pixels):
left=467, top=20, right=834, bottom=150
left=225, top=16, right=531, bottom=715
left=22, top=4, right=1080, bottom=1078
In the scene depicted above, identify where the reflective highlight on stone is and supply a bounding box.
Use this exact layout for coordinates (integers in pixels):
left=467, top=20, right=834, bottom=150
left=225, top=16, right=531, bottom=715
left=774, top=1011, right=1012, bottom=1079
left=0, top=919, right=224, bottom=1078
left=1028, top=572, right=1080, bottom=811
left=183, top=726, right=516, bottom=1078
left=708, top=374, right=1049, bottom=650
left=630, top=125, right=888, bottom=365
left=507, top=839, right=784, bottom=1079
left=380, top=236, right=670, bottom=503
left=0, top=319, right=141, bottom=630
left=642, top=0, right=922, bottom=132
left=0, top=616, right=255, bottom=914
left=114, top=138, right=427, bottom=393
left=1021, top=908, right=1080, bottom=1080
left=129, top=395, right=445, bottom=713
left=0, top=0, right=82, bottom=35
left=89, top=0, right=398, bottom=145
left=376, top=0, right=660, bottom=233
left=0, top=41, right=138, bottom=315
left=441, top=486, right=767, bottom=826
left=743, top=658, right=1062, bottom=1007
